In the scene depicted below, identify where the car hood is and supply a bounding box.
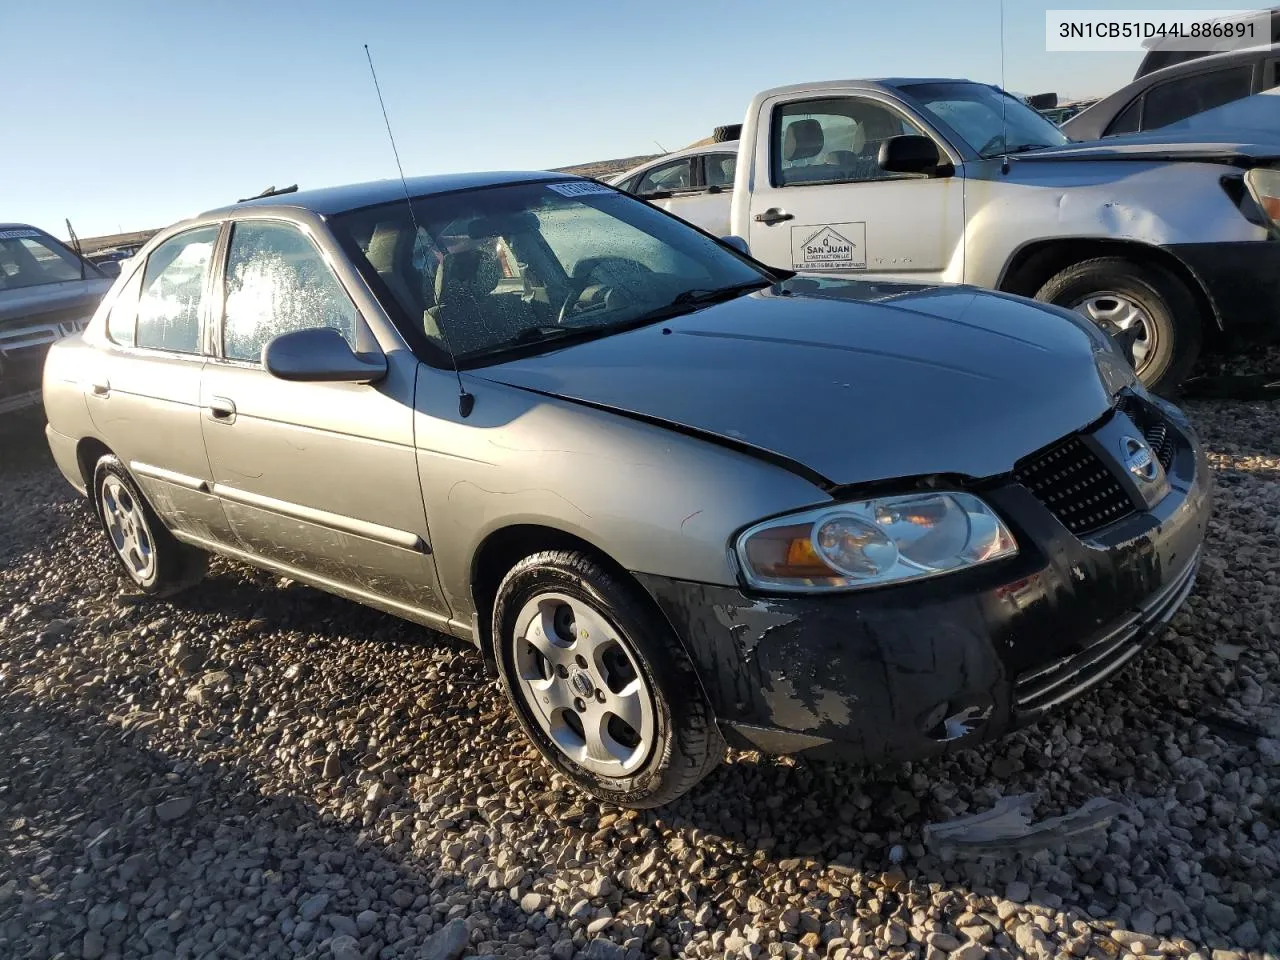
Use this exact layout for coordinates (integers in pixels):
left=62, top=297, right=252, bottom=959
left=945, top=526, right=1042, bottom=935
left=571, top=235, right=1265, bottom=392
left=476, top=281, right=1116, bottom=487
left=1020, top=131, right=1280, bottom=164
left=0, top=278, right=112, bottom=327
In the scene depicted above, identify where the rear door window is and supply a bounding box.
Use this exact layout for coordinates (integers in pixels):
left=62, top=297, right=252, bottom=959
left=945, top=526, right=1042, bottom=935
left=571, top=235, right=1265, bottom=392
left=704, top=153, right=737, bottom=188
left=135, top=226, right=219, bottom=354
left=106, top=269, right=144, bottom=346
left=1142, top=65, right=1255, bottom=130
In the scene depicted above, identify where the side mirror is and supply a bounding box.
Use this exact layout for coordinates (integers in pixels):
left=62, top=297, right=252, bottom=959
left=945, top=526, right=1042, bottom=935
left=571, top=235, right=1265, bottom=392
left=878, top=135, right=945, bottom=176
left=263, top=327, right=387, bottom=384
left=96, top=259, right=121, bottom=279
left=720, top=235, right=750, bottom=256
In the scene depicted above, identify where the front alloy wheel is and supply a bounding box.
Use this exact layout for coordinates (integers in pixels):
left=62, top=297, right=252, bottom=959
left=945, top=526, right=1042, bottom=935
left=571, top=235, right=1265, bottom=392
left=511, top=591, right=657, bottom=777
left=493, top=550, right=723, bottom=808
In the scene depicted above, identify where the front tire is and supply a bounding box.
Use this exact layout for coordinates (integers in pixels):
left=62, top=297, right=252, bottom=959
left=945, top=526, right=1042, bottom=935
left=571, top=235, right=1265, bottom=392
left=92, top=455, right=207, bottom=597
left=493, top=550, right=723, bottom=808
left=1034, top=256, right=1202, bottom=396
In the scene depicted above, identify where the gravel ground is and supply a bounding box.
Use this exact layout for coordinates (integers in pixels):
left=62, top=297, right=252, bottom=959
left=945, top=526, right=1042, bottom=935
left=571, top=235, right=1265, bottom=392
left=1, top=352, right=1278, bottom=960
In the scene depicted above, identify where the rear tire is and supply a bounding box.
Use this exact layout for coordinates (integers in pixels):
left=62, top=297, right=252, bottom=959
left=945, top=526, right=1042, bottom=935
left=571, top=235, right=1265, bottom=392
left=493, top=550, right=722, bottom=808
left=1034, top=256, right=1202, bottom=397
left=712, top=124, right=742, bottom=143
left=92, top=455, right=207, bottom=597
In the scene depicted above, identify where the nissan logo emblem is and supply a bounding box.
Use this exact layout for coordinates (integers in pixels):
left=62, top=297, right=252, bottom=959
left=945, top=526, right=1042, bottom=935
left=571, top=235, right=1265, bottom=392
left=1120, top=435, right=1158, bottom=483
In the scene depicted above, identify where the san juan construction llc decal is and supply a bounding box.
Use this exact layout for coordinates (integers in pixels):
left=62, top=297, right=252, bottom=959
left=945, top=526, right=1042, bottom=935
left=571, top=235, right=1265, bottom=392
left=791, top=223, right=867, bottom=271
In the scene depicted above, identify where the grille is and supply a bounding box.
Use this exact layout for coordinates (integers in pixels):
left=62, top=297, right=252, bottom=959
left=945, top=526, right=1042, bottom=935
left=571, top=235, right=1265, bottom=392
left=1014, top=551, right=1200, bottom=714
left=1114, top=393, right=1176, bottom=470
left=1014, top=435, right=1135, bottom=536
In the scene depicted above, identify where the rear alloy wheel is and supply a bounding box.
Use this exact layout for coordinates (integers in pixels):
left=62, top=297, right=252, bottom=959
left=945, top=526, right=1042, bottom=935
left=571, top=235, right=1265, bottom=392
left=494, top=550, right=722, bottom=808
left=93, top=455, right=207, bottom=597
left=1034, top=256, right=1202, bottom=396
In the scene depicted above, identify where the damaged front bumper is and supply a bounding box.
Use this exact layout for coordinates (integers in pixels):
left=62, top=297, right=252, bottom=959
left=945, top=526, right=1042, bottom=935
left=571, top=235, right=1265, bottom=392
left=637, top=392, right=1212, bottom=764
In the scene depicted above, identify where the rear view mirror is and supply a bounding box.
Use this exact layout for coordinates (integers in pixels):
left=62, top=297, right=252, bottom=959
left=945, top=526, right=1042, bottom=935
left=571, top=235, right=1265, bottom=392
left=878, top=135, right=945, bottom=176
left=263, top=327, right=387, bottom=384
left=720, top=235, right=750, bottom=256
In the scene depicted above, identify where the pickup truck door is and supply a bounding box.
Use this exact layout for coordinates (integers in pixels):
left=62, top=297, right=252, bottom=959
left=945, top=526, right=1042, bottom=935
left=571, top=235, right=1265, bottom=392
left=744, top=93, right=965, bottom=282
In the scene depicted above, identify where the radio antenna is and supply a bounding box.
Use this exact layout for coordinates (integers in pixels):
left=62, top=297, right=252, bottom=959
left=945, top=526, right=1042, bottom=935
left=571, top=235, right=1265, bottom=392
left=998, top=0, right=1010, bottom=174
left=363, top=44, right=474, bottom=417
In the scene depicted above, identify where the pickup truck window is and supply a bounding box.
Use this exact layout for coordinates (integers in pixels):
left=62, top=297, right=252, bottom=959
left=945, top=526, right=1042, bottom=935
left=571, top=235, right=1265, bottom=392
left=636, top=159, right=692, bottom=196
left=773, top=97, right=926, bottom=186
left=1142, top=65, right=1254, bottom=130
left=901, top=81, right=1068, bottom=157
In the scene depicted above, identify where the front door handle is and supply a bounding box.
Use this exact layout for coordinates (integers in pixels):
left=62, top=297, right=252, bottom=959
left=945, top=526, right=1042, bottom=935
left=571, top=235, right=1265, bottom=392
left=207, top=397, right=237, bottom=423
left=754, top=207, right=794, bottom=226
left=89, top=379, right=110, bottom=397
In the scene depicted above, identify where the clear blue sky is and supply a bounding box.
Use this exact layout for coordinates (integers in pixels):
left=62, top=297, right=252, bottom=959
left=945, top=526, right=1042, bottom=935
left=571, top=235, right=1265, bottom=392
left=2, top=0, right=1249, bottom=238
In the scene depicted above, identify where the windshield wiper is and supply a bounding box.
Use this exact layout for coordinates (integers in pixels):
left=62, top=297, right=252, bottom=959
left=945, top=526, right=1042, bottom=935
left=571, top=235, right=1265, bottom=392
left=668, top=279, right=773, bottom=308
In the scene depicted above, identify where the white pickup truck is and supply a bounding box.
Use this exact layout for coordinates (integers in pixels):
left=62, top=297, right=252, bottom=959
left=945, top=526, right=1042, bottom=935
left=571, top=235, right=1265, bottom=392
left=617, top=78, right=1280, bottom=393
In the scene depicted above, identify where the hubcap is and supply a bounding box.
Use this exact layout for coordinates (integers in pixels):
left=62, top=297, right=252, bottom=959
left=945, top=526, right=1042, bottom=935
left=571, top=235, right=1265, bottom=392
left=510, top=591, right=656, bottom=777
left=1071, top=292, right=1156, bottom=374
left=100, top=476, right=156, bottom=585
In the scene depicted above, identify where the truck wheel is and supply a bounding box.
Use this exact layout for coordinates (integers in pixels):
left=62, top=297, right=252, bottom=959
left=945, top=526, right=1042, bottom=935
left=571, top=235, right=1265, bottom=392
left=93, top=455, right=207, bottom=597
left=493, top=550, right=723, bottom=808
left=1034, top=257, right=1202, bottom=396
left=712, top=124, right=742, bottom=143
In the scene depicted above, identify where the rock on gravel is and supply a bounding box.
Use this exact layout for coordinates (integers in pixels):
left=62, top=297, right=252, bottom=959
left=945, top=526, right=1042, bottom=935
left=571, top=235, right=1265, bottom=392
left=0, top=358, right=1279, bottom=959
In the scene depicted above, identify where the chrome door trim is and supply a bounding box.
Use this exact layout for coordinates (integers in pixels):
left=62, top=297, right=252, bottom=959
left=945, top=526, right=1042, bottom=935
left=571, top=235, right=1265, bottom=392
left=130, top=461, right=210, bottom=492
left=211, top=483, right=428, bottom=553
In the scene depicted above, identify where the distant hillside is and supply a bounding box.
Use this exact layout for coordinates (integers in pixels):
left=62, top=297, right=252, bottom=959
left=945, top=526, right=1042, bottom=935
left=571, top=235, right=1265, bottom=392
left=551, top=153, right=659, bottom=179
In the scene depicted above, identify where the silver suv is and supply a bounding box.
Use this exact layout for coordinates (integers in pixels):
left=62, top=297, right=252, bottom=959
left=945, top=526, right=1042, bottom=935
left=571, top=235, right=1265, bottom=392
left=43, top=173, right=1210, bottom=807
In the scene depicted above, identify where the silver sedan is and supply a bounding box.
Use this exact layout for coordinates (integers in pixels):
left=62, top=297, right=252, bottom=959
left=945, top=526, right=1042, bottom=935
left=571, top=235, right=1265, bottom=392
left=43, top=172, right=1210, bottom=808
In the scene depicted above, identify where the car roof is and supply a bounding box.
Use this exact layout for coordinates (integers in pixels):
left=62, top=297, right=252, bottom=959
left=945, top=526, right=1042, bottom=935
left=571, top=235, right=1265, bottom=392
left=0, top=222, right=45, bottom=232
left=1062, top=44, right=1276, bottom=137
left=199, top=170, right=573, bottom=219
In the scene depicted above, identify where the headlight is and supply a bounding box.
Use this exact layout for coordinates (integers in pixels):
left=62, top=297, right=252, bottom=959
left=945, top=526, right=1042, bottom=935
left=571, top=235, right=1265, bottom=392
left=1245, top=168, right=1280, bottom=228
left=736, top=492, right=1017, bottom=593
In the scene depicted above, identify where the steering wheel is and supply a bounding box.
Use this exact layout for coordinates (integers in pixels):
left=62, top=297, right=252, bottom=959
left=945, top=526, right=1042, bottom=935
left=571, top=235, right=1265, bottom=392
left=557, top=257, right=616, bottom=324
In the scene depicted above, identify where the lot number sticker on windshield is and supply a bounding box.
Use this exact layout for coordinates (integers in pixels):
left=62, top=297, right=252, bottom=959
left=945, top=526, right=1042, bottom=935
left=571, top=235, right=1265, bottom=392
left=547, top=181, right=617, bottom=198
left=0, top=228, right=42, bottom=240
left=791, top=223, right=867, bottom=271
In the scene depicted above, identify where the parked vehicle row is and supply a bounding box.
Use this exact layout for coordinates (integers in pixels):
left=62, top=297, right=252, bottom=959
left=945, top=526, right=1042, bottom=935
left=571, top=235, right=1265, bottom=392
left=611, top=77, right=1280, bottom=395
left=44, top=172, right=1211, bottom=807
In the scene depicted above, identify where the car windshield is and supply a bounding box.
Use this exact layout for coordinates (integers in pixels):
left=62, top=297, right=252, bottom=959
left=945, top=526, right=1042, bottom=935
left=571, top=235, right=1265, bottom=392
left=331, top=180, right=772, bottom=364
left=901, top=81, right=1071, bottom=158
left=0, top=227, right=87, bottom=291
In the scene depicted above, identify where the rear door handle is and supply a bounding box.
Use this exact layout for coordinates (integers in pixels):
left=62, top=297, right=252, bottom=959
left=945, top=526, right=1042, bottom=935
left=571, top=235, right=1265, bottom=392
left=89, top=379, right=110, bottom=397
left=754, top=207, right=794, bottom=225
left=207, top=397, right=237, bottom=423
